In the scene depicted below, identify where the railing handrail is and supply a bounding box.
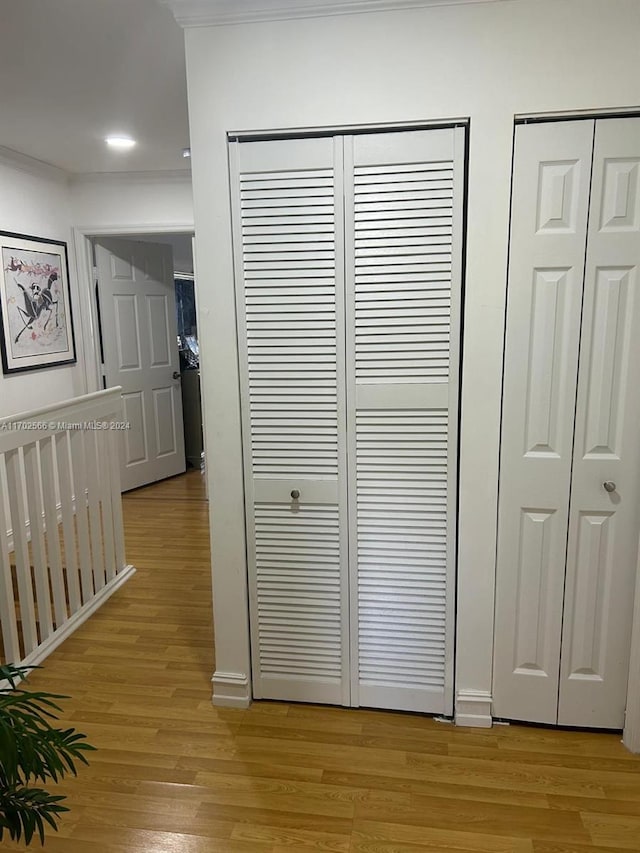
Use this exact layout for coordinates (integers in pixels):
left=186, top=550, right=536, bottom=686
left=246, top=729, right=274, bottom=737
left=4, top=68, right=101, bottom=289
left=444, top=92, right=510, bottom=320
left=0, top=387, right=123, bottom=430
left=0, top=388, right=124, bottom=455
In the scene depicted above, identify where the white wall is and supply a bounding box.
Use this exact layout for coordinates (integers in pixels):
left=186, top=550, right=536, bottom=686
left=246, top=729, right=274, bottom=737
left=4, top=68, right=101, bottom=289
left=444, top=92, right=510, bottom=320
left=70, top=171, right=194, bottom=232
left=0, top=150, right=86, bottom=418
left=182, top=0, right=640, bottom=715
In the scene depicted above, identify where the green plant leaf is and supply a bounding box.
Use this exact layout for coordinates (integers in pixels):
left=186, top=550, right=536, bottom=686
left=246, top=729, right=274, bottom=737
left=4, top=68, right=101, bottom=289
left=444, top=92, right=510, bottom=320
left=0, top=664, right=94, bottom=847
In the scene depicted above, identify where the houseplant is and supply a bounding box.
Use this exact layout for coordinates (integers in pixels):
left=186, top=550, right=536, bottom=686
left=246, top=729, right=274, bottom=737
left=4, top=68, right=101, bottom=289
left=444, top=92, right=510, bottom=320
left=0, top=663, right=95, bottom=846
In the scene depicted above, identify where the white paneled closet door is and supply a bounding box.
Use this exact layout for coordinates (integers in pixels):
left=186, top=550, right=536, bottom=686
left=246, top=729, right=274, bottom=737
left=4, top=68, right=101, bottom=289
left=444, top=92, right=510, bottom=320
left=495, top=116, right=640, bottom=729
left=558, top=117, right=640, bottom=728
left=231, top=136, right=350, bottom=704
left=344, top=129, right=464, bottom=714
left=493, top=120, right=594, bottom=724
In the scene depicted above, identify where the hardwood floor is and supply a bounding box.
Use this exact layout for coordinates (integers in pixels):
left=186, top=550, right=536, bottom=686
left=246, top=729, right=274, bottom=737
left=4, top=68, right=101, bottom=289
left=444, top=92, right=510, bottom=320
left=5, top=469, right=640, bottom=852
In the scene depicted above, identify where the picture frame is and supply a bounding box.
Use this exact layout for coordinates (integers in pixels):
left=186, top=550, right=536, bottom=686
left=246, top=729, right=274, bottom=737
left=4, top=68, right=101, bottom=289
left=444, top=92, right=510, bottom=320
left=0, top=230, right=76, bottom=375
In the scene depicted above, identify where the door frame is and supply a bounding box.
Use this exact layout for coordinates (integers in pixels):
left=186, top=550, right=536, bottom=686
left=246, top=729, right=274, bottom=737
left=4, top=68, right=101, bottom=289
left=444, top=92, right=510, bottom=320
left=72, top=223, right=205, bottom=493
left=72, top=223, right=196, bottom=396
left=496, top=109, right=640, bottom=751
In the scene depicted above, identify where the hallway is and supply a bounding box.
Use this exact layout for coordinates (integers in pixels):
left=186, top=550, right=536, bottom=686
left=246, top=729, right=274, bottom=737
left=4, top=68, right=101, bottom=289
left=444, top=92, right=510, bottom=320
left=4, top=471, right=640, bottom=852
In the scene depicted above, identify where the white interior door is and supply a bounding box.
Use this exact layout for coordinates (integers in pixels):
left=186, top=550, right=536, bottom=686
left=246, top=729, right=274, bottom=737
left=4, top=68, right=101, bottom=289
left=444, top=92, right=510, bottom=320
left=558, top=117, right=640, bottom=728
left=231, top=136, right=350, bottom=705
left=344, top=128, right=464, bottom=715
left=95, top=238, right=186, bottom=492
left=495, top=116, right=640, bottom=729
left=493, top=120, right=594, bottom=724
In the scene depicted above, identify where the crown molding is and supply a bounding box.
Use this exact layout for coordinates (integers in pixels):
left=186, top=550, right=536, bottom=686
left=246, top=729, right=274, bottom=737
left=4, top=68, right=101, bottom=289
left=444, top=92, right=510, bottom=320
left=160, top=0, right=510, bottom=28
left=0, top=145, right=69, bottom=183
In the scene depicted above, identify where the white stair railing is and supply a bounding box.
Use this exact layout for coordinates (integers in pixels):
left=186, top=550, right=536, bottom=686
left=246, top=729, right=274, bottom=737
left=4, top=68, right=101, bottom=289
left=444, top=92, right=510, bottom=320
left=0, top=388, right=134, bottom=670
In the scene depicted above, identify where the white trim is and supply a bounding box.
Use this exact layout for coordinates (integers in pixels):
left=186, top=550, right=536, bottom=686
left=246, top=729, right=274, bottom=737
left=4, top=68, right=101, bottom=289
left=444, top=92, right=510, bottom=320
left=0, top=566, right=136, bottom=691
left=516, top=106, right=640, bottom=123
left=0, top=145, right=68, bottom=182
left=454, top=690, right=493, bottom=728
left=211, top=670, right=251, bottom=708
left=228, top=117, right=469, bottom=139
left=74, top=222, right=195, bottom=236
left=162, top=0, right=509, bottom=27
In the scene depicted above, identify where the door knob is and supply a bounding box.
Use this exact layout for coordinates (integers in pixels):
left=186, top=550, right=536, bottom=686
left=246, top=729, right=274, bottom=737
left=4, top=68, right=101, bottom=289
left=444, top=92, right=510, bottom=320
left=290, top=489, right=300, bottom=500
left=603, top=481, right=616, bottom=493
left=173, top=371, right=181, bottom=380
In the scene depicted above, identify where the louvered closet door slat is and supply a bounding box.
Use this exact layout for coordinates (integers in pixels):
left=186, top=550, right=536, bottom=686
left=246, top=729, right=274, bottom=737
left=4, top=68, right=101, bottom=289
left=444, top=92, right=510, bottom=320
left=232, top=136, right=349, bottom=705
left=346, top=128, right=465, bottom=715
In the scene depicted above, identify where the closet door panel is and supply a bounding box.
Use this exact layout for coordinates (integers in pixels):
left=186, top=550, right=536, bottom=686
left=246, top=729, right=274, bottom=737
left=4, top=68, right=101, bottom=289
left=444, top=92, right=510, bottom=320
left=345, top=128, right=464, bottom=714
left=558, top=117, right=640, bottom=727
left=493, top=121, right=594, bottom=723
left=232, top=136, right=350, bottom=704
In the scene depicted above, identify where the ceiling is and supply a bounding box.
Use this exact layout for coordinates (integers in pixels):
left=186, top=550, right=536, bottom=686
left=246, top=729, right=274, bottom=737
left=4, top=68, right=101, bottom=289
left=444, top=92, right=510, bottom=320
left=2, top=0, right=510, bottom=175
left=0, top=0, right=190, bottom=175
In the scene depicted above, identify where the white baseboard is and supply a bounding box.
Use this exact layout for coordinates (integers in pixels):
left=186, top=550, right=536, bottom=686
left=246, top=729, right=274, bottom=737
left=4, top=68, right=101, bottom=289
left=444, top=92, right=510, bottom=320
left=211, top=670, right=251, bottom=708
left=455, top=689, right=493, bottom=728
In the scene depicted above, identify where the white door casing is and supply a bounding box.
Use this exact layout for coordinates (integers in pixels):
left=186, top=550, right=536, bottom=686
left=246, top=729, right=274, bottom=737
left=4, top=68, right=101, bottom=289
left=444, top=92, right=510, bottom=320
left=95, top=238, right=186, bottom=492
left=558, top=117, right=640, bottom=728
left=493, top=120, right=594, bottom=724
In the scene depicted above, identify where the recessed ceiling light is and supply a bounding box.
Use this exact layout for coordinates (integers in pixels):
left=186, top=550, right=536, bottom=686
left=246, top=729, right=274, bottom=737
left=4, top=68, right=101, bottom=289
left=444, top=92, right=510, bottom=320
left=182, top=148, right=191, bottom=158
left=105, top=135, right=136, bottom=150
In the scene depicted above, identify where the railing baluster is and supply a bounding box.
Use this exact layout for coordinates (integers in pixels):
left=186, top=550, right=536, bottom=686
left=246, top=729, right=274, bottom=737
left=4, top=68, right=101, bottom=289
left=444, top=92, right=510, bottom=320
left=23, top=442, right=54, bottom=641
left=108, top=428, right=126, bottom=572
left=0, top=456, right=20, bottom=664
left=84, top=430, right=106, bottom=593
left=97, top=430, right=116, bottom=582
left=55, top=432, right=81, bottom=614
left=70, top=429, right=94, bottom=603
left=6, top=449, right=38, bottom=657
left=40, top=436, right=68, bottom=628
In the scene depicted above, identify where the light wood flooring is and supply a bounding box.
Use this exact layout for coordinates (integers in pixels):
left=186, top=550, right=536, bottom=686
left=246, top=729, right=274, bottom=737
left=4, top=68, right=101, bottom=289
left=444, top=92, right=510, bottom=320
left=4, top=469, right=640, bottom=852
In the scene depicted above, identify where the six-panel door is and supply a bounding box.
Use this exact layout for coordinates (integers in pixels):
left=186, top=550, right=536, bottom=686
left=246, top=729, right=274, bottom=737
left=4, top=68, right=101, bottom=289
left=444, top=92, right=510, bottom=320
left=494, top=117, right=640, bottom=728
left=95, top=238, right=186, bottom=492
left=558, top=118, right=640, bottom=727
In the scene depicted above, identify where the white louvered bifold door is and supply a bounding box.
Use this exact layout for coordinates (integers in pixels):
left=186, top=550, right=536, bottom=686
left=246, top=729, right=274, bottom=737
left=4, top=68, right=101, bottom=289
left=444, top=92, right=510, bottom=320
left=231, top=136, right=350, bottom=704
left=344, top=129, right=465, bottom=714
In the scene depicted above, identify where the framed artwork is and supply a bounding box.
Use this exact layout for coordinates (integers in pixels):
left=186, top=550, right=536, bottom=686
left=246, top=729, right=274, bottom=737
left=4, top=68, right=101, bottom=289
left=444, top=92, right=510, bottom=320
left=0, top=231, right=76, bottom=374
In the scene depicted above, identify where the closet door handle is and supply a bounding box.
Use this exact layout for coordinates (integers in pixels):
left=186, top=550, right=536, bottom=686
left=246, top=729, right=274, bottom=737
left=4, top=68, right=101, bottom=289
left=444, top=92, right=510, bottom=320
left=603, top=481, right=616, bottom=493
left=290, top=489, right=300, bottom=500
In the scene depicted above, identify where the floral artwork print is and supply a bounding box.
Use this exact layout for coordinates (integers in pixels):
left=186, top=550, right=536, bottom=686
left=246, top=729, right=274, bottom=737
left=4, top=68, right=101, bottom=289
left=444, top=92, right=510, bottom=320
left=0, top=233, right=75, bottom=374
